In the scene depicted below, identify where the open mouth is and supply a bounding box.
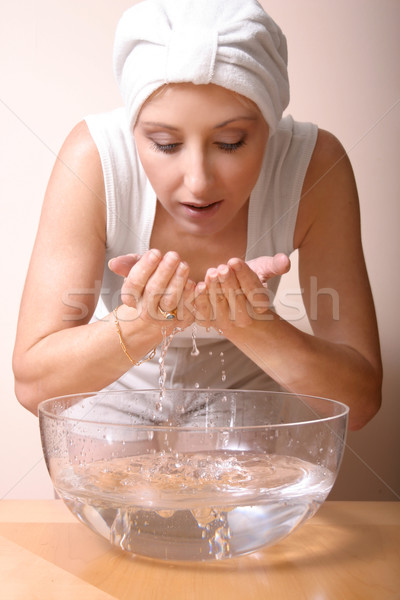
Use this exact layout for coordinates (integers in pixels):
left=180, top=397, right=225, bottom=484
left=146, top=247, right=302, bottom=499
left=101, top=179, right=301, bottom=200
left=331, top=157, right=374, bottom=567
left=186, top=203, right=213, bottom=209
left=179, top=199, right=223, bottom=222
left=182, top=200, right=221, bottom=211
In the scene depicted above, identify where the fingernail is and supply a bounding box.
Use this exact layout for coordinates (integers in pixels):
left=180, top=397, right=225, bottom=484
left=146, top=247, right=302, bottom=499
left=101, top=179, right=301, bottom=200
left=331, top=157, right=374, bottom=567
left=218, top=266, right=229, bottom=282
left=165, top=252, right=179, bottom=266
left=229, top=259, right=242, bottom=272
left=207, top=269, right=218, bottom=282
left=196, top=282, right=206, bottom=293
left=178, top=261, right=188, bottom=274
left=148, top=249, right=161, bottom=263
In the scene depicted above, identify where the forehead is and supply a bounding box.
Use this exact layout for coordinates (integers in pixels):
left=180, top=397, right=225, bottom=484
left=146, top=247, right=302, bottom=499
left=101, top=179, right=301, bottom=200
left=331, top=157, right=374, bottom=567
left=137, top=83, right=262, bottom=123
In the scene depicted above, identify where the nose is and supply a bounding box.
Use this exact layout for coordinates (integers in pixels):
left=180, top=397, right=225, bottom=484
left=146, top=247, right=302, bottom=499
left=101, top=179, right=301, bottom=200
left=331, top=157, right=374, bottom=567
left=183, top=146, right=213, bottom=198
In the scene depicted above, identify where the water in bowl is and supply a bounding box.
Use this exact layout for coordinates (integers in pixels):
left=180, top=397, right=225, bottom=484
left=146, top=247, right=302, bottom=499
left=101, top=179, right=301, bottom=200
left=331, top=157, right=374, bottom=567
left=55, top=450, right=334, bottom=561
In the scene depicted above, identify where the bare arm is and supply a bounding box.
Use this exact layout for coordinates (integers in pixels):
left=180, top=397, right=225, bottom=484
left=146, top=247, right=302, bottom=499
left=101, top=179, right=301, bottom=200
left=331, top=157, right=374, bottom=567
left=194, top=130, right=382, bottom=430
left=12, top=122, right=193, bottom=414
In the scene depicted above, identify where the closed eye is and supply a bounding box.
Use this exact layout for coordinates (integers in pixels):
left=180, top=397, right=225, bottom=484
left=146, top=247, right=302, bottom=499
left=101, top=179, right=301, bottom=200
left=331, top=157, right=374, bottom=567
left=217, top=139, right=247, bottom=153
left=150, top=142, right=181, bottom=154
left=149, top=139, right=247, bottom=154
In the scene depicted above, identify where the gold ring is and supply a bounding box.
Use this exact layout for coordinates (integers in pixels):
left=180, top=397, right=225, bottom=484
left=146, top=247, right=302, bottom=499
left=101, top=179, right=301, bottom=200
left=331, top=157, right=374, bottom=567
left=158, top=306, right=177, bottom=320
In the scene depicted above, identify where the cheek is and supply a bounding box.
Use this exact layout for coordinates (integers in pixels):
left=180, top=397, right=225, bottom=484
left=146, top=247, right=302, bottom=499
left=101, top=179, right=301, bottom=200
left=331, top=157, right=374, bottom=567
left=139, top=151, right=177, bottom=195
left=221, top=155, right=263, bottom=195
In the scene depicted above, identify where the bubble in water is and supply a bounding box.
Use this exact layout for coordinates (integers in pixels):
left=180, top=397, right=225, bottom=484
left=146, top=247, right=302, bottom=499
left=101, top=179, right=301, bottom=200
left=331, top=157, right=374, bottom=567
left=221, top=371, right=226, bottom=382
left=194, top=382, right=200, bottom=389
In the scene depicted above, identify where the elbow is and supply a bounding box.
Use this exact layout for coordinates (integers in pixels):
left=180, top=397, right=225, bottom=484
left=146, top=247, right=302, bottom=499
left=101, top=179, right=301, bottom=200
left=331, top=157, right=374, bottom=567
left=347, top=366, right=383, bottom=431
left=14, top=379, right=40, bottom=416
left=12, top=352, right=41, bottom=416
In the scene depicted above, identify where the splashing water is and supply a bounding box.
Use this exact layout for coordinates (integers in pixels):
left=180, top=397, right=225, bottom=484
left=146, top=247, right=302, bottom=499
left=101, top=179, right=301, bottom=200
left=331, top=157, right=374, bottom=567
left=157, top=326, right=181, bottom=410
left=191, top=323, right=200, bottom=357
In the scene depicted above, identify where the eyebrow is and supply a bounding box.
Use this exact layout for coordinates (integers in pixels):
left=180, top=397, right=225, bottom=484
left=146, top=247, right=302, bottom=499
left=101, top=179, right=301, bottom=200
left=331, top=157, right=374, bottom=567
left=140, top=116, right=258, bottom=131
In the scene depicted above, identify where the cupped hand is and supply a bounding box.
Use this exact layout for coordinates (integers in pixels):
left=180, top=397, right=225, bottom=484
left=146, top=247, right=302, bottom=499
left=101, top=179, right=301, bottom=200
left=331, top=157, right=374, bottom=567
left=110, top=249, right=195, bottom=331
left=194, top=255, right=289, bottom=334
left=109, top=252, right=290, bottom=288
left=108, top=252, right=289, bottom=333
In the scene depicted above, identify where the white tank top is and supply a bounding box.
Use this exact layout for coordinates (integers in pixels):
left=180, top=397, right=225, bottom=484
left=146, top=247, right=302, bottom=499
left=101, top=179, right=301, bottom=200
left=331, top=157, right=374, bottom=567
left=85, top=107, right=317, bottom=345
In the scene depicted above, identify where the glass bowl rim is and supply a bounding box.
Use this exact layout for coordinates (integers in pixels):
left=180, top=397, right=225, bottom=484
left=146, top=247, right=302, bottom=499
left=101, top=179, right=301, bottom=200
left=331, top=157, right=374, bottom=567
left=38, top=388, right=349, bottom=432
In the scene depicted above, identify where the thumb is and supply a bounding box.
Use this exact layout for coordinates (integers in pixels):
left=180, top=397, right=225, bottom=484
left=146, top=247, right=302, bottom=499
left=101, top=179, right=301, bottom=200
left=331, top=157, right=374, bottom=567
left=246, top=253, right=290, bottom=283
left=108, top=253, right=141, bottom=277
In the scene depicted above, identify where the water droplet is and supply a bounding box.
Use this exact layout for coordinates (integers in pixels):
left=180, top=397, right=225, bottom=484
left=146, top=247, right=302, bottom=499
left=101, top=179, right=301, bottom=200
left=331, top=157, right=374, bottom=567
left=221, top=371, right=226, bottom=382
left=194, top=382, right=200, bottom=389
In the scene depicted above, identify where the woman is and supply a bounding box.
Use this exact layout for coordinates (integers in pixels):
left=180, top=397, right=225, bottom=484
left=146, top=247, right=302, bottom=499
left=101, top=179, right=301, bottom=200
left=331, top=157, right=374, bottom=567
left=13, top=0, right=382, bottom=430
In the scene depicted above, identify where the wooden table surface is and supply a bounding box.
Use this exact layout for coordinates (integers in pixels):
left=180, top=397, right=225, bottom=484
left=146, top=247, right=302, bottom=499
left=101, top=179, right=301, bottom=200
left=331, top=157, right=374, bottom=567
left=0, top=500, right=399, bottom=600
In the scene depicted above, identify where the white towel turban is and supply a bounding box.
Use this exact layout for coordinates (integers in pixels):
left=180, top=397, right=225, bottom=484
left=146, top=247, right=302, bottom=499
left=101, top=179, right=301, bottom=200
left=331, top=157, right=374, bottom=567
left=113, top=0, right=289, bottom=135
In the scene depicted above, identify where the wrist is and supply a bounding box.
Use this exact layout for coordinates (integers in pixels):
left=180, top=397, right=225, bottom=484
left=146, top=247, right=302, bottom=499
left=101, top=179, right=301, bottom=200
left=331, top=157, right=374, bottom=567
left=110, top=304, right=164, bottom=365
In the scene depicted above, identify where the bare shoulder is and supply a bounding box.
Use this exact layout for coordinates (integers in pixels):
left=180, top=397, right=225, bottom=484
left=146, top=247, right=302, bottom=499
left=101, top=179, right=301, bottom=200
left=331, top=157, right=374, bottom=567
left=42, top=120, right=106, bottom=238
left=294, top=128, right=359, bottom=248
left=303, top=128, right=356, bottom=196
left=55, top=120, right=103, bottom=178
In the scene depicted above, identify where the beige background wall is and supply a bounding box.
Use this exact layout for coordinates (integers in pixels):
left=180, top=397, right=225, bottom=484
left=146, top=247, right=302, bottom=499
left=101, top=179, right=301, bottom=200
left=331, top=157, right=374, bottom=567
left=1, top=0, right=399, bottom=500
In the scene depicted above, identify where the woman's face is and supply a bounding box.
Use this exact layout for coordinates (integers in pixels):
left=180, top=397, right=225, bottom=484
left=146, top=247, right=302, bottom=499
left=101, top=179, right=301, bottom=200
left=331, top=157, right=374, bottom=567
left=134, top=83, right=269, bottom=236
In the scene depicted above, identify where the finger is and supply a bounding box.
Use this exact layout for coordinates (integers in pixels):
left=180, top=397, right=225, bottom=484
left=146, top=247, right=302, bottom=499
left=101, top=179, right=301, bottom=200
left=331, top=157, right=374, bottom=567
left=145, top=251, right=183, bottom=317
left=159, top=261, right=189, bottom=313
left=226, top=259, right=264, bottom=297
left=227, top=260, right=270, bottom=314
left=216, top=265, right=251, bottom=324
left=181, top=279, right=196, bottom=316
left=108, top=254, right=141, bottom=278
left=194, top=281, right=214, bottom=324
left=121, top=249, right=162, bottom=306
left=205, top=268, right=228, bottom=319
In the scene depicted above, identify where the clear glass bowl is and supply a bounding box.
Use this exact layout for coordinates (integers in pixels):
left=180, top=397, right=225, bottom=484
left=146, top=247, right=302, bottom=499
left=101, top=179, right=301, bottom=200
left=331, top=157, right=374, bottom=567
left=38, top=389, right=348, bottom=561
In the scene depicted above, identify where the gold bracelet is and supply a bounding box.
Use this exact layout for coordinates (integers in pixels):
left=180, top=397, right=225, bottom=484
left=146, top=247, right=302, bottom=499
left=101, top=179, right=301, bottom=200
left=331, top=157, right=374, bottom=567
left=113, top=306, right=157, bottom=366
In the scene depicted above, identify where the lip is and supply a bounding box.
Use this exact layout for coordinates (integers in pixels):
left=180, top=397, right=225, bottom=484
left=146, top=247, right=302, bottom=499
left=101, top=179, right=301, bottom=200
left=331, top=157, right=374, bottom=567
left=180, top=200, right=222, bottom=218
